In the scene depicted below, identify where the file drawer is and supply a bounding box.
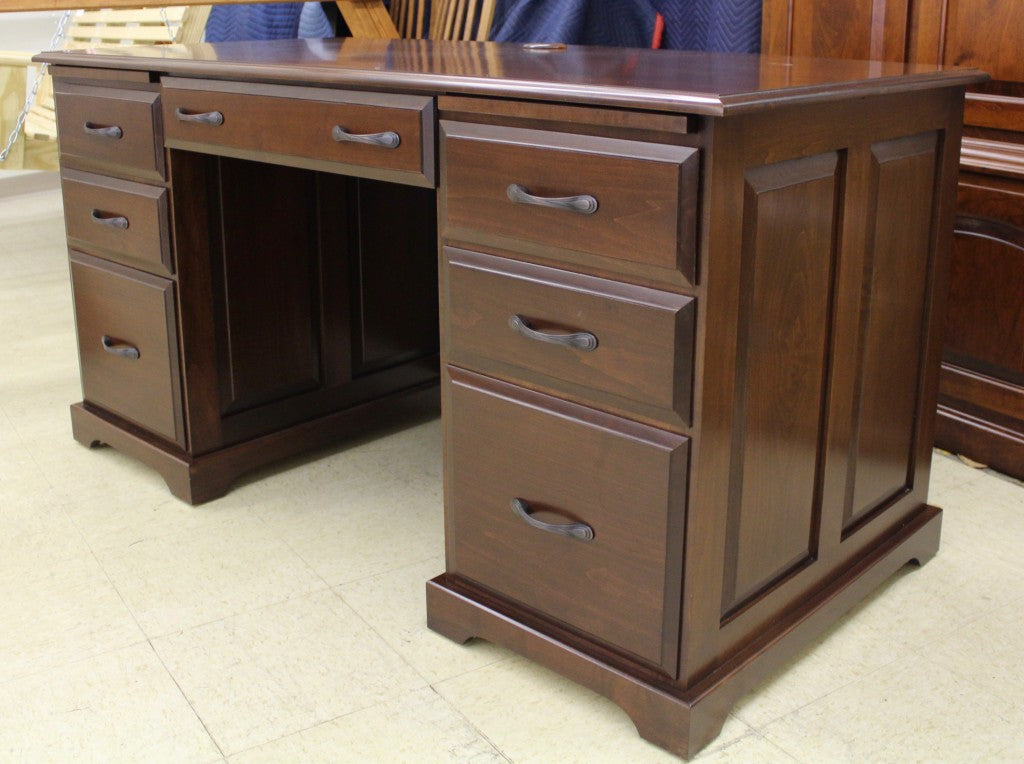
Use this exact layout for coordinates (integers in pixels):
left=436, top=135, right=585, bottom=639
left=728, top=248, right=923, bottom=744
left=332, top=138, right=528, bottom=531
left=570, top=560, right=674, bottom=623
left=70, top=252, right=184, bottom=447
left=446, top=369, right=689, bottom=675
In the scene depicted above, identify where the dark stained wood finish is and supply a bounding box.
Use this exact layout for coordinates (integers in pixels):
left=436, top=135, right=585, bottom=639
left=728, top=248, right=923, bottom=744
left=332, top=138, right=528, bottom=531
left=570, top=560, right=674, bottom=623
left=938, top=0, right=1024, bottom=82
left=53, top=82, right=164, bottom=181
left=720, top=152, right=840, bottom=616
left=428, top=503, right=942, bottom=759
left=438, top=95, right=692, bottom=136
left=214, top=158, right=322, bottom=414
left=762, top=0, right=913, bottom=62
left=170, top=151, right=440, bottom=455
left=161, top=78, right=435, bottom=187
left=351, top=180, right=439, bottom=374
left=762, top=0, right=1024, bottom=481
left=446, top=368, right=689, bottom=675
left=61, top=168, right=172, bottom=276
left=69, top=251, right=184, bottom=447
left=945, top=176, right=1024, bottom=376
left=846, top=133, right=938, bottom=531
left=70, top=383, right=440, bottom=504
left=42, top=41, right=983, bottom=760
left=444, top=247, right=695, bottom=430
left=36, top=38, right=984, bottom=117
left=442, top=120, right=699, bottom=288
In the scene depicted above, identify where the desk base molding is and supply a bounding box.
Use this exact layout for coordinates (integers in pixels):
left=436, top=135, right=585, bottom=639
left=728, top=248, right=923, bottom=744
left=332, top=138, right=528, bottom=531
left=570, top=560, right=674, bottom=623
left=70, top=382, right=440, bottom=504
left=427, top=505, right=941, bottom=759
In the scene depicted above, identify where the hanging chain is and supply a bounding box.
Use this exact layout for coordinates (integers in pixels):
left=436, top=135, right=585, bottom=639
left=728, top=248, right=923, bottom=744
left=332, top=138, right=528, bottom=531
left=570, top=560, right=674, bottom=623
left=0, top=10, right=73, bottom=165
left=159, top=8, right=177, bottom=41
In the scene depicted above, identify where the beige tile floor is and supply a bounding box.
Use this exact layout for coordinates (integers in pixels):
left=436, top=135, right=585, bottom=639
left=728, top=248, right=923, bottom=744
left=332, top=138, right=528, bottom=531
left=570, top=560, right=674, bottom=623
left=2, top=177, right=1023, bottom=762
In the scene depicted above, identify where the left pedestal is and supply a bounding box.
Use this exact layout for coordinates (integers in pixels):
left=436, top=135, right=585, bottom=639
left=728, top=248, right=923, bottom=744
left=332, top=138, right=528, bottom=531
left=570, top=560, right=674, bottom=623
left=54, top=69, right=440, bottom=503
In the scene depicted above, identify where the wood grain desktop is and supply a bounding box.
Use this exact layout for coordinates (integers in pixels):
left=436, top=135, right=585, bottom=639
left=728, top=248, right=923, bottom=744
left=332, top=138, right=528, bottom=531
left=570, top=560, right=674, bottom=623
left=36, top=38, right=984, bottom=758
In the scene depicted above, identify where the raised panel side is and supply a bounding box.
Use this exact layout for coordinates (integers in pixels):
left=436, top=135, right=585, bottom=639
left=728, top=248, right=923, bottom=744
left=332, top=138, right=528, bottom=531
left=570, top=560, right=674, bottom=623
left=216, top=157, right=322, bottom=413
left=845, top=133, right=939, bottom=532
left=351, top=179, right=439, bottom=374
left=721, top=152, right=840, bottom=617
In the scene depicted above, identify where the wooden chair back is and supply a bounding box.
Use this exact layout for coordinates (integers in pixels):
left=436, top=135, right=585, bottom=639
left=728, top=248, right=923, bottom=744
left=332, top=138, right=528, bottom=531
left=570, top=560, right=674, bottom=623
left=390, top=0, right=496, bottom=41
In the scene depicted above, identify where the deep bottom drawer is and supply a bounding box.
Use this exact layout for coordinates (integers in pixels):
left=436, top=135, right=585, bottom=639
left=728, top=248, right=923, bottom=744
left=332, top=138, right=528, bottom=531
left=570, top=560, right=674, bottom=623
left=70, top=252, right=184, bottom=446
left=446, top=368, right=689, bottom=675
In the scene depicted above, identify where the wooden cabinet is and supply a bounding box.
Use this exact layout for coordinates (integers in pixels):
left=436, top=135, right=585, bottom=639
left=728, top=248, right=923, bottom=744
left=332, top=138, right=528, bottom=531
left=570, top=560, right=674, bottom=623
left=53, top=70, right=440, bottom=504
left=762, top=0, right=1024, bottom=480
left=38, top=40, right=981, bottom=758
left=430, top=83, right=971, bottom=757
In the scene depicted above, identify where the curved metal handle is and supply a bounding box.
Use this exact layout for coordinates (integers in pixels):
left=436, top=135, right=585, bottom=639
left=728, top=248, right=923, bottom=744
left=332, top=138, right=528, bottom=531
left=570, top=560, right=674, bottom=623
left=511, top=498, right=593, bottom=541
left=91, top=210, right=129, bottom=229
left=331, top=125, right=401, bottom=149
left=175, top=108, right=224, bottom=126
left=83, top=122, right=122, bottom=139
left=101, top=335, right=140, bottom=360
left=506, top=183, right=598, bottom=215
left=508, top=315, right=597, bottom=351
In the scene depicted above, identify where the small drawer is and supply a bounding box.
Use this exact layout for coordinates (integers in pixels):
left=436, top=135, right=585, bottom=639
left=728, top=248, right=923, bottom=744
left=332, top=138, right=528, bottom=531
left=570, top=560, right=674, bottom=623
left=70, top=252, right=184, bottom=447
left=53, top=82, right=164, bottom=181
left=161, top=78, right=435, bottom=187
left=62, top=169, right=172, bottom=276
left=446, top=369, right=689, bottom=675
left=442, top=121, right=699, bottom=287
left=445, top=248, right=694, bottom=429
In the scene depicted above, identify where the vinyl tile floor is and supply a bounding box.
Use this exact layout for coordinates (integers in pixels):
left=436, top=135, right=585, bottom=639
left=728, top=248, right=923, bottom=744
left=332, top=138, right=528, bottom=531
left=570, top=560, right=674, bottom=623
left=2, top=177, right=1023, bottom=762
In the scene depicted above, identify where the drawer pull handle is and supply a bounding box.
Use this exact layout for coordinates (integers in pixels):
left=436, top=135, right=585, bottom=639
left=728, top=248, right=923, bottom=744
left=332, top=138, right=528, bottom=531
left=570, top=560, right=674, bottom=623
left=511, top=498, right=594, bottom=541
left=506, top=183, right=598, bottom=215
left=175, top=108, right=225, bottom=126
left=91, top=210, right=129, bottom=230
left=330, top=125, right=401, bottom=149
left=83, top=122, right=122, bottom=139
left=101, top=335, right=140, bottom=360
left=508, top=315, right=598, bottom=351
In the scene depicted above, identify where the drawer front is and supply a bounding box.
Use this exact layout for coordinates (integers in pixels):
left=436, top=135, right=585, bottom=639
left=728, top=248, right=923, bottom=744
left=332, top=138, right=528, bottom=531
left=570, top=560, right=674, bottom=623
left=62, top=169, right=172, bottom=276
left=446, top=247, right=694, bottom=428
left=162, top=79, right=435, bottom=187
left=70, top=252, right=184, bottom=447
left=53, top=83, right=164, bottom=181
left=442, top=121, right=699, bottom=287
left=446, top=370, right=689, bottom=675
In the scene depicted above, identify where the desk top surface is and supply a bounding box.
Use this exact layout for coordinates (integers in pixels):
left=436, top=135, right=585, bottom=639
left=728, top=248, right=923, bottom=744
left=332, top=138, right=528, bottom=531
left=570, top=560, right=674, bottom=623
left=38, top=37, right=986, bottom=116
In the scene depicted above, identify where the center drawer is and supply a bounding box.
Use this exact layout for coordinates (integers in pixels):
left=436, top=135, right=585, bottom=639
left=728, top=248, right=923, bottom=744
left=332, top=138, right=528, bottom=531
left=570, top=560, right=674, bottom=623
left=162, top=78, right=435, bottom=187
left=445, top=247, right=695, bottom=429
left=445, top=369, right=689, bottom=675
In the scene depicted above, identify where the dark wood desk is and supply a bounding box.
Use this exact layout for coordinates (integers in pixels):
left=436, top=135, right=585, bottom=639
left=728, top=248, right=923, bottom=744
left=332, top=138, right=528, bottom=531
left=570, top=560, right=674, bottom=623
left=38, top=39, right=983, bottom=758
